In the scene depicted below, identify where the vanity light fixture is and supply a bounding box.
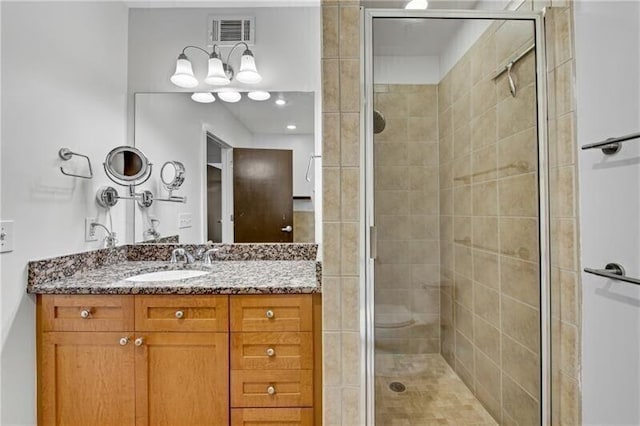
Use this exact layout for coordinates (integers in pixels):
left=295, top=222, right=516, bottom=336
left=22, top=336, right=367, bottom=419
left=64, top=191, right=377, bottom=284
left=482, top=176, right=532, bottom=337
left=247, top=91, right=271, bottom=101
left=170, top=42, right=262, bottom=89
left=217, top=89, right=242, bottom=103
left=287, top=124, right=297, bottom=130
left=191, top=92, right=215, bottom=103
left=405, top=0, right=428, bottom=9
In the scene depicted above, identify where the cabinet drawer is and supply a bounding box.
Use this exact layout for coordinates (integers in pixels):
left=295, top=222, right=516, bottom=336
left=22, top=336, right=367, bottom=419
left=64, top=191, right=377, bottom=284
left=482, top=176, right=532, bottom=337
left=135, top=295, right=228, bottom=332
left=231, top=332, right=313, bottom=370
left=41, top=295, right=134, bottom=332
left=231, top=408, right=314, bottom=426
left=231, top=370, right=313, bottom=408
left=230, top=295, right=312, bottom=332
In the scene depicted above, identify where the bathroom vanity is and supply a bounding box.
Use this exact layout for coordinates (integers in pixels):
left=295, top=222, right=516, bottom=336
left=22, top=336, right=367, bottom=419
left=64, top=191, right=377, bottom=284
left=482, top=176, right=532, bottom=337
left=28, top=244, right=322, bottom=426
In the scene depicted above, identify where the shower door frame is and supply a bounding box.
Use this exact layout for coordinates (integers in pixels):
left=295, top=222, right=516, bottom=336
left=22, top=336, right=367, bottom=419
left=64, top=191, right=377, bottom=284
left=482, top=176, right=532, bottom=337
left=361, top=8, right=550, bottom=425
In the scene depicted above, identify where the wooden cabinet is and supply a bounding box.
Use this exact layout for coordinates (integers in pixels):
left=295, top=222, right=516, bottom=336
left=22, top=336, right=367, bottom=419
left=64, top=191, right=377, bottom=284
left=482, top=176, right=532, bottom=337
left=40, top=332, right=135, bottom=426
left=37, top=294, right=321, bottom=426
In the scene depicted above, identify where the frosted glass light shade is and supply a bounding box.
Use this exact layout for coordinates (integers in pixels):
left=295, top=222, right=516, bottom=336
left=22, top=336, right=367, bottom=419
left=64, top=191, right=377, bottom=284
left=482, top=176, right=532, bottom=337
left=191, top=92, right=215, bottom=103
left=405, top=0, right=428, bottom=9
left=170, top=55, right=198, bottom=88
left=236, top=52, right=262, bottom=84
left=205, top=56, right=230, bottom=86
left=217, top=90, right=242, bottom=103
left=248, top=91, right=271, bottom=101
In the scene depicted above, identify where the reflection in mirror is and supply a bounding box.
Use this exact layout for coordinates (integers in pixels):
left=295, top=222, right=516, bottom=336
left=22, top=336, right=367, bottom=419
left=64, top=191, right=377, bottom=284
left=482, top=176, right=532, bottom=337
left=104, top=146, right=150, bottom=183
left=133, top=92, right=319, bottom=245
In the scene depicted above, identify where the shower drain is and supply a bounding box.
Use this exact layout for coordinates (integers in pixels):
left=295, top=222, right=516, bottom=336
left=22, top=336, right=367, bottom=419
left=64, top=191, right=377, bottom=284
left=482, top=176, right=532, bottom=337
left=389, top=382, right=406, bottom=393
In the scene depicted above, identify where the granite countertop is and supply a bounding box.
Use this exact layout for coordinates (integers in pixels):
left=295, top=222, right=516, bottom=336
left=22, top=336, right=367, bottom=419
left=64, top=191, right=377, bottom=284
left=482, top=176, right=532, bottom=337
left=28, top=260, right=321, bottom=295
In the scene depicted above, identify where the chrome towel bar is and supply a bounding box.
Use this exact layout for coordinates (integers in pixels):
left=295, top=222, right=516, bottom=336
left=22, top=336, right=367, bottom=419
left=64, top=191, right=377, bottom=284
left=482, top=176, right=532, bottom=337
left=58, top=148, right=93, bottom=179
left=580, top=132, right=640, bottom=155
left=584, top=263, right=640, bottom=286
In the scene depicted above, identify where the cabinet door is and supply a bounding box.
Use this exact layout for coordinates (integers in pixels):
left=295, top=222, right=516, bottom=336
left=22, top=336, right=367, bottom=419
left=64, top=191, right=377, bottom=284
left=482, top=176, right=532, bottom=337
left=135, top=332, right=229, bottom=426
left=40, top=332, right=135, bottom=426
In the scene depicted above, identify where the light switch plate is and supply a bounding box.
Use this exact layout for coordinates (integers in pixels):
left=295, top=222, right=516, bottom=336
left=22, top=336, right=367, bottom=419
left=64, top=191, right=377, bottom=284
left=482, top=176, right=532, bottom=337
left=85, top=218, right=98, bottom=242
left=178, top=213, right=192, bottom=229
left=0, top=220, right=14, bottom=253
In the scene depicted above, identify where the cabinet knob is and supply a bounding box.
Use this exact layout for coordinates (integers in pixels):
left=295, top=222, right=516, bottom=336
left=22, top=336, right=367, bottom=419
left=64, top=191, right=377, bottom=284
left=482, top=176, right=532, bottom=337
left=119, top=337, right=129, bottom=346
left=266, top=348, right=275, bottom=357
left=134, top=337, right=144, bottom=347
left=265, top=310, right=275, bottom=319
left=80, top=309, right=91, bottom=319
left=266, top=385, right=276, bottom=395
left=175, top=310, right=184, bottom=319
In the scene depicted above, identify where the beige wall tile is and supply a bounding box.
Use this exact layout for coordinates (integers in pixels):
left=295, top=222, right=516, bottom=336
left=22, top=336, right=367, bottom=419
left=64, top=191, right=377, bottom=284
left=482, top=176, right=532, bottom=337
left=455, top=330, right=475, bottom=374
left=499, top=217, right=539, bottom=262
left=341, top=167, right=359, bottom=221
left=497, top=127, right=537, bottom=178
left=322, top=6, right=339, bottom=58
left=472, top=145, right=498, bottom=183
left=473, top=250, right=499, bottom=289
left=323, top=167, right=341, bottom=221
left=323, top=385, right=342, bottom=425
left=502, top=295, right=540, bottom=353
left=323, top=113, right=340, bottom=166
left=341, top=332, right=360, bottom=385
left=474, top=283, right=500, bottom=327
left=497, top=84, right=537, bottom=140
left=323, top=277, right=342, bottom=331
left=340, top=59, right=360, bottom=112
left=455, top=302, right=474, bottom=338
left=324, top=332, right=342, bottom=385
left=341, top=113, right=360, bottom=166
left=498, top=173, right=538, bottom=217
left=470, top=106, right=497, bottom=150
left=475, top=316, right=501, bottom=361
left=475, top=349, right=502, bottom=398
left=502, top=335, right=541, bottom=397
left=502, top=374, right=540, bottom=425
left=341, top=277, right=359, bottom=332
left=472, top=217, right=499, bottom=253
left=341, top=387, right=361, bottom=425
left=323, top=222, right=341, bottom=276
left=501, top=257, right=539, bottom=308
left=322, top=59, right=340, bottom=112
left=472, top=181, right=498, bottom=216
left=339, top=6, right=359, bottom=58
left=341, top=222, right=359, bottom=276
left=555, top=60, right=574, bottom=116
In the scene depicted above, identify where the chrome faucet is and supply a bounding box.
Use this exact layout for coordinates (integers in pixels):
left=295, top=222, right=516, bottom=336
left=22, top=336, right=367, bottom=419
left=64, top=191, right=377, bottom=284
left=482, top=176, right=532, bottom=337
left=203, top=248, right=220, bottom=265
left=170, top=248, right=195, bottom=264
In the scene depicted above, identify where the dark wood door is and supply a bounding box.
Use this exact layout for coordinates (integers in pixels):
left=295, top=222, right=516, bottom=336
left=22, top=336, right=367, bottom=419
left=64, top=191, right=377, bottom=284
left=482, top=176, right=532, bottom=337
left=233, top=148, right=293, bottom=243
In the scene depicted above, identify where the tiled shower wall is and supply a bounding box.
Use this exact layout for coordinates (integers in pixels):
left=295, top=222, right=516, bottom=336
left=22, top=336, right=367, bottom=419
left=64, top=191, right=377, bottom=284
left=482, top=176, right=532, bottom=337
left=438, top=20, right=542, bottom=424
left=373, top=84, right=440, bottom=354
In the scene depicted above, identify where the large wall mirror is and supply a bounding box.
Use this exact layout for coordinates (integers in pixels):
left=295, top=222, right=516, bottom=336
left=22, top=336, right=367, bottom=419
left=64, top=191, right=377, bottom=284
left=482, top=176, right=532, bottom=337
left=133, top=92, right=320, bottom=244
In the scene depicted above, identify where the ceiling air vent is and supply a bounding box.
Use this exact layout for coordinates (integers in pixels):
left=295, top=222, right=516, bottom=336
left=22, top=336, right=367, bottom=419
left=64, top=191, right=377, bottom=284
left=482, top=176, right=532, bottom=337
left=209, top=16, right=255, bottom=47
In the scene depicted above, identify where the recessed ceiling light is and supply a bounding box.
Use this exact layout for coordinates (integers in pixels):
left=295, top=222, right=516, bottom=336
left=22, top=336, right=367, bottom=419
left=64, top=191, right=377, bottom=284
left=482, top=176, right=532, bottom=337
left=191, top=92, right=215, bottom=103
left=275, top=99, right=287, bottom=106
left=287, top=124, right=297, bottom=130
left=405, top=0, right=428, bottom=9
left=248, top=91, right=271, bottom=101
left=217, top=90, right=242, bottom=103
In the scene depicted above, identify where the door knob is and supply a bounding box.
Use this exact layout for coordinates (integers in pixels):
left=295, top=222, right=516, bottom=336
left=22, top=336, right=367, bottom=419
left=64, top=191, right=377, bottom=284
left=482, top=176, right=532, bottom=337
left=281, top=225, right=293, bottom=233
left=266, top=348, right=275, bottom=357
left=119, top=337, right=129, bottom=346
left=265, top=310, right=275, bottom=319
left=135, top=337, right=145, bottom=346
left=266, top=385, right=276, bottom=395
left=175, top=310, right=184, bottom=319
left=80, top=309, right=91, bottom=319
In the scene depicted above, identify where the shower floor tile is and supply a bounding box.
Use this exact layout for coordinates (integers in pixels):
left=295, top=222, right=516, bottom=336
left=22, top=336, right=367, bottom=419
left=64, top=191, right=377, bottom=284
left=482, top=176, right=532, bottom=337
left=375, top=353, right=497, bottom=426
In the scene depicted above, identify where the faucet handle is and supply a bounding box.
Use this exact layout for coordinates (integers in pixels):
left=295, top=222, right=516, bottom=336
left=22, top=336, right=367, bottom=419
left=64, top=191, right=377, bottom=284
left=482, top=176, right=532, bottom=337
left=170, top=248, right=184, bottom=263
left=203, top=248, right=220, bottom=265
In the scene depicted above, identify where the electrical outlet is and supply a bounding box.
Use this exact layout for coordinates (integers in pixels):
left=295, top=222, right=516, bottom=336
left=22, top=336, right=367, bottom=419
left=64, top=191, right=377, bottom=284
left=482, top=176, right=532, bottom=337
left=85, top=218, right=98, bottom=242
left=0, top=220, right=14, bottom=253
left=178, top=213, right=193, bottom=229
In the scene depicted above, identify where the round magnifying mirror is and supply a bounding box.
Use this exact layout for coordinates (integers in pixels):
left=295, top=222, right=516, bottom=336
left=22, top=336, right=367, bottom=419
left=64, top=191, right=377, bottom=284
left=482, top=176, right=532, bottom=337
left=104, top=146, right=150, bottom=183
left=160, top=161, right=185, bottom=190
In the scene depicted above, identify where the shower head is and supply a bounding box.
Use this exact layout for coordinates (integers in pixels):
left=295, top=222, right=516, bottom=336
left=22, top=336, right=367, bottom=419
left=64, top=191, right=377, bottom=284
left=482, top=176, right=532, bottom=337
left=373, top=109, right=386, bottom=134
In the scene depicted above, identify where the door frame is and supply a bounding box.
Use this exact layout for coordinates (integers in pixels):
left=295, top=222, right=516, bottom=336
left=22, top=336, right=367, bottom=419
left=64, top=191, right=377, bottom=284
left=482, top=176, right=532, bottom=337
left=361, top=7, right=550, bottom=425
left=202, top=128, right=234, bottom=243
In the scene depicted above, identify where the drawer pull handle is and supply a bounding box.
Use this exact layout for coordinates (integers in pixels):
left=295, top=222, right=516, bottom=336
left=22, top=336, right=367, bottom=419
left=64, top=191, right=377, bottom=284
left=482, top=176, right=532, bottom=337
left=135, top=337, right=145, bottom=347
left=265, top=310, right=275, bottom=319
left=266, top=348, right=275, bottom=357
left=80, top=309, right=91, bottom=319
left=175, top=310, right=184, bottom=319
left=266, top=385, right=276, bottom=395
left=119, top=337, right=129, bottom=346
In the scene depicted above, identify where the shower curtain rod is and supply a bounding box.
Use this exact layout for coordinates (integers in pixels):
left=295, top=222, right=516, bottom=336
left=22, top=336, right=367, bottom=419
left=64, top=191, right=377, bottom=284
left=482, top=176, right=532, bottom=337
left=493, top=43, right=536, bottom=80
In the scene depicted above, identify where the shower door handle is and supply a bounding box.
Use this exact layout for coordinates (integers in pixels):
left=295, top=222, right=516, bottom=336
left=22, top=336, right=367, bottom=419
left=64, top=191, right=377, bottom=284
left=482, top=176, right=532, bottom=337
left=369, top=226, right=377, bottom=260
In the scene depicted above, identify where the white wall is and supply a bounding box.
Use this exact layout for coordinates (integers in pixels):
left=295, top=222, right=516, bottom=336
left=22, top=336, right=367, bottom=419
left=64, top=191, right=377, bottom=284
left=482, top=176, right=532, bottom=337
left=0, top=2, right=129, bottom=425
left=575, top=1, right=640, bottom=424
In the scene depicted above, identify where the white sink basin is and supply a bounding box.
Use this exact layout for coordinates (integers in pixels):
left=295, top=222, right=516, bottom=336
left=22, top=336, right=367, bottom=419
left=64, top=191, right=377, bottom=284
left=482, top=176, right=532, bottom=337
left=125, top=270, right=209, bottom=282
